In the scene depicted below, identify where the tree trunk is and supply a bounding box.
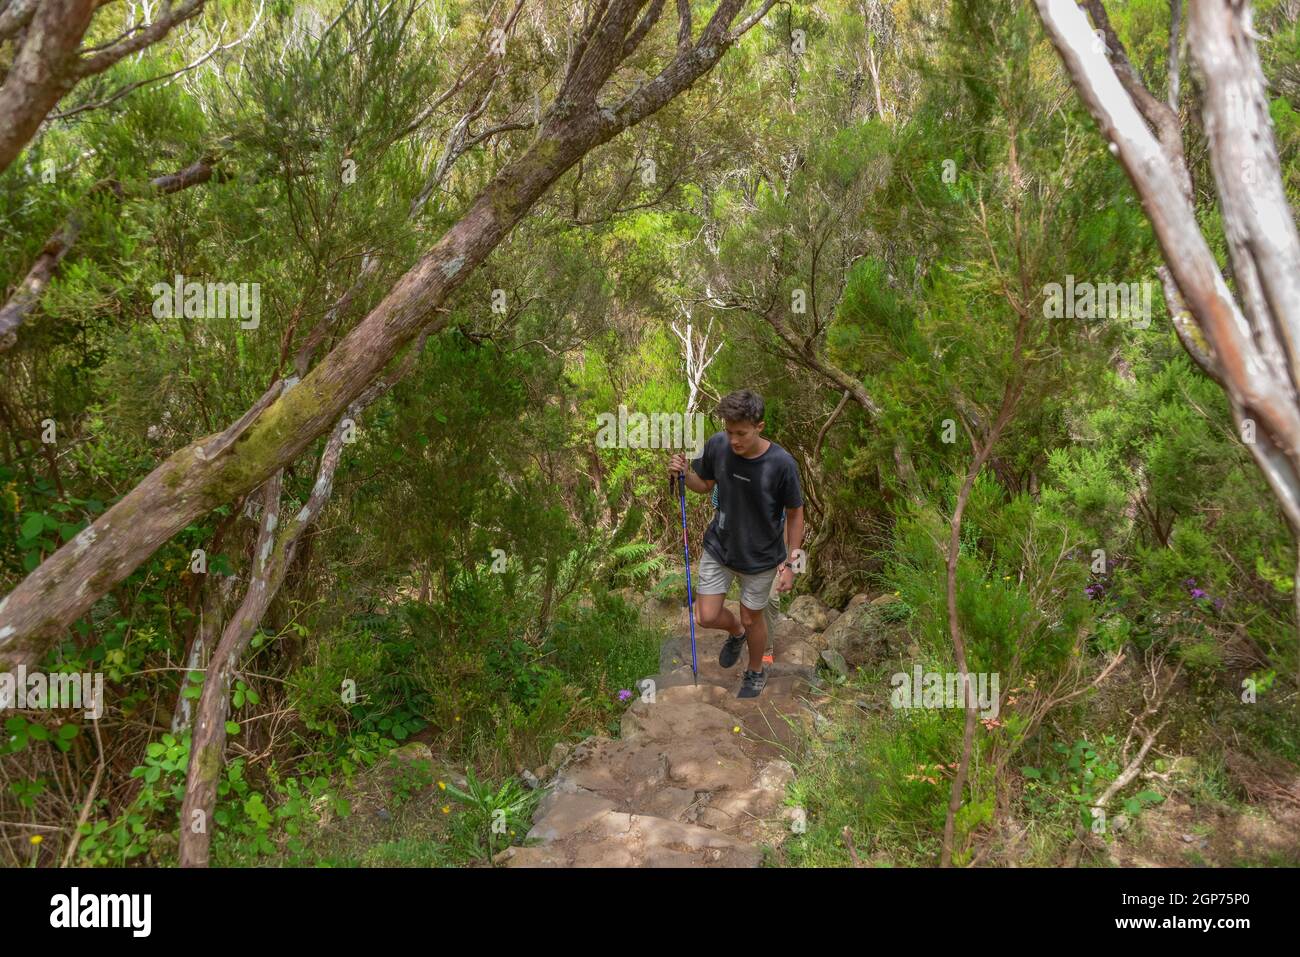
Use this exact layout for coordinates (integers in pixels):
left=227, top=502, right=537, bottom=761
left=0, top=0, right=208, bottom=176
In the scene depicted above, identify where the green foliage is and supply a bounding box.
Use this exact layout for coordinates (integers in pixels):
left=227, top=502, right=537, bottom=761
left=442, top=767, right=541, bottom=866
left=2, top=0, right=1297, bottom=871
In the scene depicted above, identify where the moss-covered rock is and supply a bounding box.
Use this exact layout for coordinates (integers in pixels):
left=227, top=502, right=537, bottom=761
left=821, top=600, right=909, bottom=670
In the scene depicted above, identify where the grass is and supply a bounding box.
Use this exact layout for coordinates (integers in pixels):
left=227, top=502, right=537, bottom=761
left=780, top=662, right=961, bottom=867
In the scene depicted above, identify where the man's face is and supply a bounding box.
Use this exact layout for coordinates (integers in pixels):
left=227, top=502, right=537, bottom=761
left=725, top=419, right=764, bottom=456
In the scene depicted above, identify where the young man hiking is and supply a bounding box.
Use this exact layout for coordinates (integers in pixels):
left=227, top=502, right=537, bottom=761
left=668, top=390, right=805, bottom=698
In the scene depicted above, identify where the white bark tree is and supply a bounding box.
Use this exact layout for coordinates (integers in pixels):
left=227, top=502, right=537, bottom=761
left=1033, top=0, right=1300, bottom=665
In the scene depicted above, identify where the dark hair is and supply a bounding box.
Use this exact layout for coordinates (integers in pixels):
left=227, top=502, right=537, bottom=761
left=716, top=389, right=764, bottom=426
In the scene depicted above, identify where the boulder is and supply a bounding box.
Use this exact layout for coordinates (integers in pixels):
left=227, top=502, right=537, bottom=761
left=548, top=741, right=573, bottom=769
left=820, top=648, right=849, bottom=677
left=788, top=594, right=832, bottom=631
left=821, top=599, right=909, bottom=670
left=391, top=741, right=432, bottom=764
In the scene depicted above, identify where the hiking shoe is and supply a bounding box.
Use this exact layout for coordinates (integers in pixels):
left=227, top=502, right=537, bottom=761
left=719, top=630, right=746, bottom=668
left=737, top=668, right=767, bottom=699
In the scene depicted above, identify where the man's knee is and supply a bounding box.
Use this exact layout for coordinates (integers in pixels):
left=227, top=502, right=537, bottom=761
left=695, top=600, right=722, bottom=628
left=739, top=604, right=761, bottom=627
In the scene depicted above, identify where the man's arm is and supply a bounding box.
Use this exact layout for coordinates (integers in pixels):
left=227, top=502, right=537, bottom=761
left=779, top=454, right=805, bottom=571
left=774, top=505, right=805, bottom=593
left=665, top=447, right=717, bottom=494
left=782, top=506, right=805, bottom=566
left=682, top=465, right=714, bottom=495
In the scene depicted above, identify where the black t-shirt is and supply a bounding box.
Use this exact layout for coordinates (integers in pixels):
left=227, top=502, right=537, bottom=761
left=690, top=431, right=803, bottom=573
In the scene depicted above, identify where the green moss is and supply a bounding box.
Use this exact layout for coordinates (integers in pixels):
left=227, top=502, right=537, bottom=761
left=88, top=566, right=116, bottom=596
left=197, top=741, right=224, bottom=784
left=202, top=381, right=342, bottom=509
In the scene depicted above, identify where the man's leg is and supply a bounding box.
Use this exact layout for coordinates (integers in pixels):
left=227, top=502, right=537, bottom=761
left=737, top=566, right=780, bottom=671
left=696, top=592, right=742, bottom=636
left=694, top=550, right=742, bottom=636
left=739, top=602, right=767, bottom=672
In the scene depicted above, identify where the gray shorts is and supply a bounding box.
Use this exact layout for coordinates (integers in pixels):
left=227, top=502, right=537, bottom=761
left=695, top=548, right=778, bottom=611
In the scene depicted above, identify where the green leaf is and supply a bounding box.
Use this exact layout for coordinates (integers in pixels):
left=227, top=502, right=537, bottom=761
left=57, top=723, right=79, bottom=740
left=20, top=513, right=45, bottom=539
left=225, top=721, right=240, bottom=735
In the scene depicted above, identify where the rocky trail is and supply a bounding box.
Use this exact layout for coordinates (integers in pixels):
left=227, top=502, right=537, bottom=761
left=495, top=599, right=834, bottom=867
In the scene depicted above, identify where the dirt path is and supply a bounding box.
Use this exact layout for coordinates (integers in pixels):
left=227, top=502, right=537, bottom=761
left=496, top=603, right=830, bottom=867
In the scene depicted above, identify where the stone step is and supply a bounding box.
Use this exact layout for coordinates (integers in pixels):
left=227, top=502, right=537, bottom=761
left=496, top=615, right=826, bottom=868
left=660, top=631, right=821, bottom=696
left=621, top=681, right=818, bottom=760
left=496, top=793, right=763, bottom=867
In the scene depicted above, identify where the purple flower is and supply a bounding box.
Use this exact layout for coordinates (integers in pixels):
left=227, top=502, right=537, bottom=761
left=1190, top=588, right=1207, bottom=600
left=1213, top=597, right=1225, bottom=611
left=617, top=689, right=632, bottom=702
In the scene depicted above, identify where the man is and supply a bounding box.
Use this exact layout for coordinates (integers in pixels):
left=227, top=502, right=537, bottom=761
left=668, top=390, right=805, bottom=698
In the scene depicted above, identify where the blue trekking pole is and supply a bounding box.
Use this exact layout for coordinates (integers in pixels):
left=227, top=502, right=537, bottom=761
left=672, top=469, right=699, bottom=686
